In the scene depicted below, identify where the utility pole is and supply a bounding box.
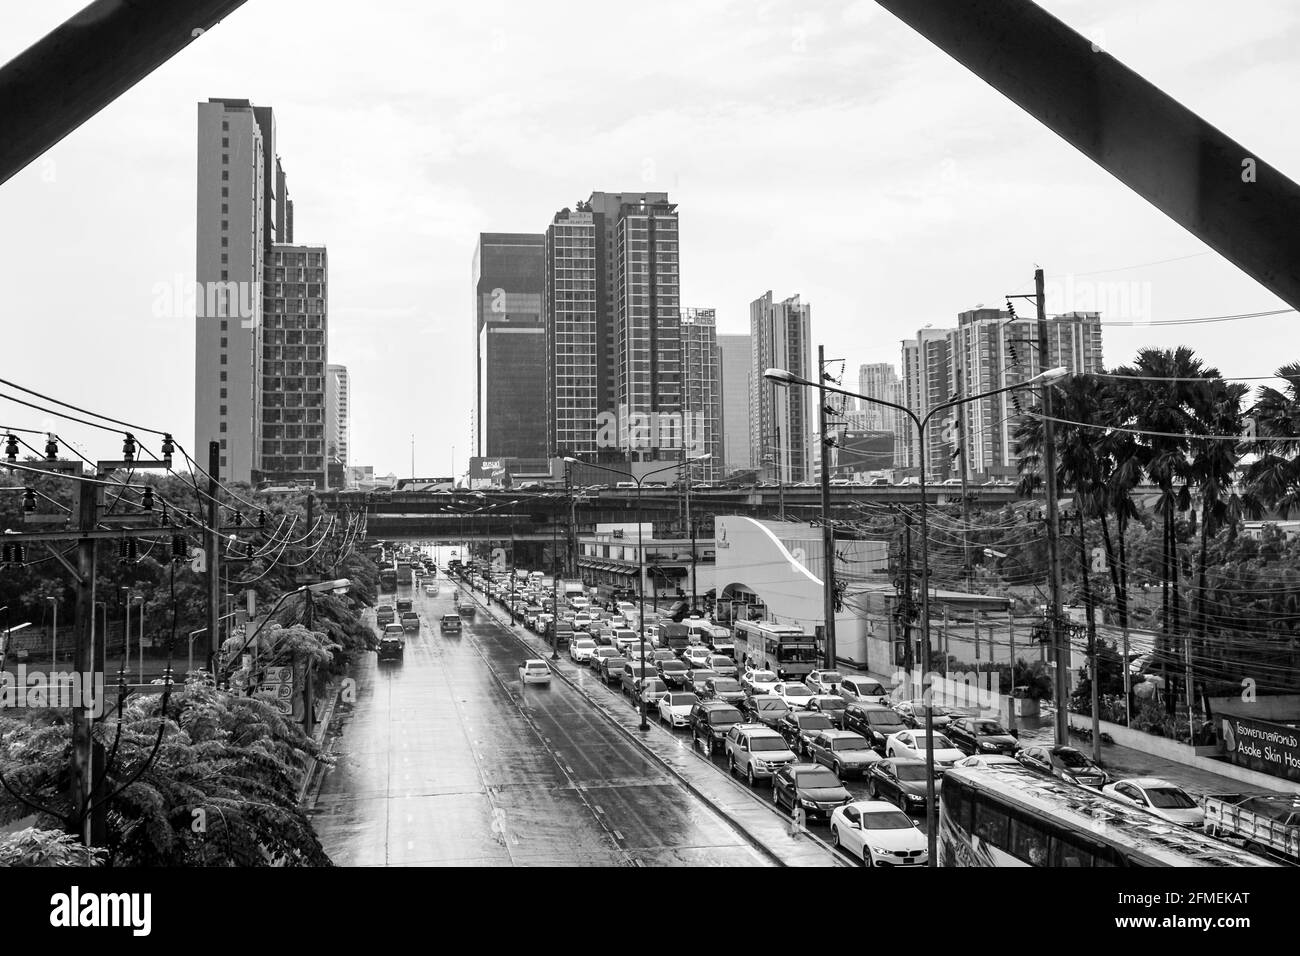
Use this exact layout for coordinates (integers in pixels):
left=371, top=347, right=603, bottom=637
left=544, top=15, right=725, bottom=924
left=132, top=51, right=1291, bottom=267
left=817, top=345, right=836, bottom=669
left=1036, top=268, right=1068, bottom=747
left=902, top=509, right=916, bottom=698
left=955, top=368, right=972, bottom=590
left=1078, top=510, right=1101, bottom=763
left=206, top=440, right=220, bottom=675
left=302, top=585, right=315, bottom=739
left=70, top=478, right=99, bottom=845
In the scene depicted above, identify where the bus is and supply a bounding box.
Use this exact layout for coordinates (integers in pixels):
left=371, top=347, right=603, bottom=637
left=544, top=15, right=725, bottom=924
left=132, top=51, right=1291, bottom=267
left=732, top=620, right=818, bottom=680
left=939, top=763, right=1276, bottom=867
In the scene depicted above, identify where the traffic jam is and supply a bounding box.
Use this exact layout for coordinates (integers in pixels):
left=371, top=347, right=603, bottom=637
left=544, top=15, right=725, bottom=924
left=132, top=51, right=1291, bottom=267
left=376, top=552, right=1241, bottom=867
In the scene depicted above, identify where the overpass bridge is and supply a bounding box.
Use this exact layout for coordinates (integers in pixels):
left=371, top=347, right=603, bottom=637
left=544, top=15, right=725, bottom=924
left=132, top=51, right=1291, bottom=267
left=316, top=484, right=1022, bottom=544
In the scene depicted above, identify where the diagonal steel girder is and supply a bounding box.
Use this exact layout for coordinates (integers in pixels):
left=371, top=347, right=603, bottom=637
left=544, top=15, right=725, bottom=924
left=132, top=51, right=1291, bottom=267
left=874, top=0, right=1300, bottom=311
left=0, top=0, right=250, bottom=185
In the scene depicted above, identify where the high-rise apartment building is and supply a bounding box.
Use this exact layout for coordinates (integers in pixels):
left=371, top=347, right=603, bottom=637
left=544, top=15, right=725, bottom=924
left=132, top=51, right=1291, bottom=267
left=901, top=310, right=1104, bottom=479
left=717, top=333, right=753, bottom=476
left=857, top=362, right=907, bottom=467
left=327, top=363, right=350, bottom=472
left=544, top=207, right=599, bottom=457
left=474, top=233, right=547, bottom=458
left=750, top=291, right=814, bottom=484
left=260, top=244, right=328, bottom=487
left=680, top=308, right=721, bottom=481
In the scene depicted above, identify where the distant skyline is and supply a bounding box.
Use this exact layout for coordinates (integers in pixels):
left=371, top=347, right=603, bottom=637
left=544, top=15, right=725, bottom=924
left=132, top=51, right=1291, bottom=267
left=2, top=1, right=1298, bottom=477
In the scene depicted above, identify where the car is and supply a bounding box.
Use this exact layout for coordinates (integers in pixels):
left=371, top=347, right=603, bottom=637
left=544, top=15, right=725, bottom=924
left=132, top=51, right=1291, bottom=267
left=775, top=711, right=837, bottom=757
left=885, top=729, right=965, bottom=768
left=1015, top=745, right=1110, bottom=788
left=634, top=677, right=670, bottom=708
left=807, top=730, right=883, bottom=778
left=741, top=668, right=779, bottom=695
left=619, top=662, right=657, bottom=697
left=685, top=668, right=717, bottom=695
left=656, top=658, right=690, bottom=688
left=703, top=676, right=746, bottom=705
left=613, top=630, right=641, bottom=653
left=438, top=613, right=462, bottom=634
left=591, top=646, right=621, bottom=671
left=946, top=716, right=1019, bottom=756
left=657, top=692, right=700, bottom=728
left=725, top=723, right=798, bottom=787
left=707, top=655, right=738, bottom=678
left=690, top=700, right=746, bottom=755
left=377, top=629, right=405, bottom=661
left=953, top=754, right=1021, bottom=769
left=650, top=648, right=677, bottom=664
left=424, top=584, right=440, bottom=596
left=682, top=645, right=713, bottom=669
left=806, top=695, right=848, bottom=728
left=892, top=699, right=955, bottom=729
left=772, top=681, right=815, bottom=711
left=866, top=758, right=937, bottom=815
left=400, top=611, right=421, bottom=633
left=771, top=764, right=853, bottom=821
left=837, top=676, right=890, bottom=705
left=1102, top=778, right=1205, bottom=828
left=597, top=655, right=627, bottom=683
left=739, top=694, right=789, bottom=728
left=829, top=800, right=929, bottom=867
left=375, top=604, right=396, bottom=626
left=396, top=598, right=413, bottom=614
left=806, top=670, right=845, bottom=695
left=519, top=659, right=552, bottom=684
left=569, top=638, right=598, bottom=664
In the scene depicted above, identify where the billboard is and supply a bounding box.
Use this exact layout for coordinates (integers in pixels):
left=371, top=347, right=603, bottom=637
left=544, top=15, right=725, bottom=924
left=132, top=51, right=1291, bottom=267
left=1222, top=713, right=1300, bottom=782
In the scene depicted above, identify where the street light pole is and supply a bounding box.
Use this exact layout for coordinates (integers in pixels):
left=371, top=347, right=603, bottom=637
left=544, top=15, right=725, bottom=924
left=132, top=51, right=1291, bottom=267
left=765, top=363, right=1067, bottom=867
left=818, top=344, right=836, bottom=670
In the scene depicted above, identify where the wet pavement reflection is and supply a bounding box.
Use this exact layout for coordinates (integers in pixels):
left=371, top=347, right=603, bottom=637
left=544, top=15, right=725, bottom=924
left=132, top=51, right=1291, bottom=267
left=310, top=586, right=771, bottom=866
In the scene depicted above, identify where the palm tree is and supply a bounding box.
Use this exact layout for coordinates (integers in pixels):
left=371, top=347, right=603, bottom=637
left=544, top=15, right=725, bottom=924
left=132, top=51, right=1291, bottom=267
left=1184, top=377, right=1249, bottom=724
left=1108, top=347, right=1210, bottom=716
left=1242, top=363, right=1300, bottom=517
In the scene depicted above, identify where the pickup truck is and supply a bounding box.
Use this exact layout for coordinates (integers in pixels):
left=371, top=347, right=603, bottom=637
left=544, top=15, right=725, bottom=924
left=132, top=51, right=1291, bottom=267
left=376, top=605, right=395, bottom=626
left=400, top=611, right=420, bottom=633
left=1203, top=793, right=1300, bottom=861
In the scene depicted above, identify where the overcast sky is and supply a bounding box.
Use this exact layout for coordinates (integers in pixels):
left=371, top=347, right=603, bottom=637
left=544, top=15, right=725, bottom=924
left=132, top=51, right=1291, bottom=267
left=1, top=0, right=1297, bottom=478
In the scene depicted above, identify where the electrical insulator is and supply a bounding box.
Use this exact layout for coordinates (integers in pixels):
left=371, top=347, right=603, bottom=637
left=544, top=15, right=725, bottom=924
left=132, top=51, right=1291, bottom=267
left=118, top=538, right=130, bottom=561
left=161, top=433, right=175, bottom=460
left=44, top=435, right=58, bottom=460
left=141, top=486, right=154, bottom=511
left=13, top=544, right=24, bottom=563
left=22, top=487, right=36, bottom=511
left=232, top=510, right=244, bottom=527
left=127, top=538, right=138, bottom=562
left=1, top=543, right=11, bottom=563
left=4, top=434, right=17, bottom=461
left=185, top=511, right=195, bottom=526
left=1006, top=299, right=1017, bottom=319
left=257, top=510, right=267, bottom=528
left=122, top=433, right=136, bottom=462
left=246, top=542, right=256, bottom=559
left=171, top=535, right=188, bottom=560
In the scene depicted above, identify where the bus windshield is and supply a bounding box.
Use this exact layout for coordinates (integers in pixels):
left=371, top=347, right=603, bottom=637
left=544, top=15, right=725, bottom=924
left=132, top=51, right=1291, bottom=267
left=777, top=645, right=818, bottom=663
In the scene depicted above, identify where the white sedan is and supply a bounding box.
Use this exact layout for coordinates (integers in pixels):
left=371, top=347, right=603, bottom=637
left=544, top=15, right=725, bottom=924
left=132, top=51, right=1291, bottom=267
left=568, top=638, right=598, bottom=664
left=519, top=659, right=552, bottom=684
left=829, top=800, right=928, bottom=867
left=743, top=669, right=780, bottom=695
left=954, top=754, right=1020, bottom=769
left=1103, top=778, right=1206, bottom=828
left=657, top=691, right=700, bottom=728
left=885, top=730, right=965, bottom=768
left=772, top=681, right=816, bottom=711
left=424, top=584, right=439, bottom=596
left=682, top=646, right=712, bottom=668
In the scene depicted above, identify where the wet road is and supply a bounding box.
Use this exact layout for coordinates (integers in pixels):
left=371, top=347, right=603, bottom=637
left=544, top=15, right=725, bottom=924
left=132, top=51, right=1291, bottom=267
left=310, top=585, right=771, bottom=866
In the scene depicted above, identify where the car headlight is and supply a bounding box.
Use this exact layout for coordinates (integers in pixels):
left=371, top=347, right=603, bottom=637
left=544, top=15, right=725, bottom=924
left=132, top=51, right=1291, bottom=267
left=979, top=741, right=998, bottom=751
left=906, top=792, right=925, bottom=802
left=799, top=798, right=818, bottom=809
left=870, top=846, right=895, bottom=856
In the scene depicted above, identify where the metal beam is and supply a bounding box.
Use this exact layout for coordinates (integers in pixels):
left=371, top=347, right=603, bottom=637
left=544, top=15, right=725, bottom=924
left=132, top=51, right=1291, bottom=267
left=0, top=0, right=251, bottom=184
left=874, top=0, right=1300, bottom=310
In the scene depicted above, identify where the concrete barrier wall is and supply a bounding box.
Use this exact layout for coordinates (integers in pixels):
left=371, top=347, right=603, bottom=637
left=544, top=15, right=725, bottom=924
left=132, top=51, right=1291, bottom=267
left=1065, top=712, right=1300, bottom=793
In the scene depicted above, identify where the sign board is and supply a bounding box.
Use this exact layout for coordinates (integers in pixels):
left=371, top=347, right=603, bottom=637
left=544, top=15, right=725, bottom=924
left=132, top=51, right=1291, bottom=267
left=270, top=698, right=293, bottom=716
left=264, top=665, right=293, bottom=683
left=1222, top=714, right=1300, bottom=782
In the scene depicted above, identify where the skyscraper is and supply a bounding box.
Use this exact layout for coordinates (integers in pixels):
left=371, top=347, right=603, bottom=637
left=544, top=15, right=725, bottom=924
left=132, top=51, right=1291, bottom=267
left=327, top=363, right=350, bottom=473
left=717, top=333, right=753, bottom=476
left=750, top=291, right=814, bottom=485
left=544, top=207, right=598, bottom=457
left=858, top=362, right=907, bottom=467
left=261, top=244, right=328, bottom=488
left=680, top=308, right=721, bottom=481
left=474, top=233, right=547, bottom=458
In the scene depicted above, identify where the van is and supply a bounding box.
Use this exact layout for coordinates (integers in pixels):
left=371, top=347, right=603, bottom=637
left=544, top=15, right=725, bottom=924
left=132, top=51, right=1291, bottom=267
left=838, top=676, right=890, bottom=705
left=685, top=619, right=734, bottom=656
left=656, top=622, right=690, bottom=655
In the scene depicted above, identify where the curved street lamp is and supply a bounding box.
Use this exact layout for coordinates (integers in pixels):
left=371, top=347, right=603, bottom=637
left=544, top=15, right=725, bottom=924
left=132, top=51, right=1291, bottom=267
left=765, top=363, right=1068, bottom=865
